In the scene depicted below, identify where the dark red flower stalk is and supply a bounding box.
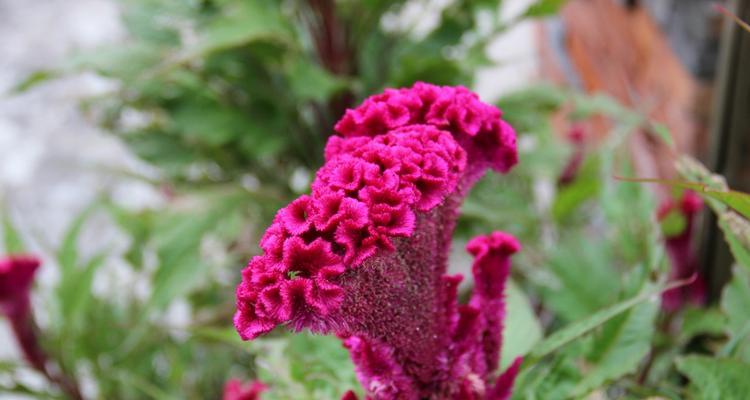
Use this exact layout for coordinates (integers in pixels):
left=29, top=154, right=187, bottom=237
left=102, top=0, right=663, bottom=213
left=657, top=191, right=707, bottom=311
left=0, top=255, right=83, bottom=400
left=235, top=83, right=521, bottom=399
left=557, top=125, right=587, bottom=187
left=1, top=255, right=45, bottom=371
left=223, top=379, right=267, bottom=400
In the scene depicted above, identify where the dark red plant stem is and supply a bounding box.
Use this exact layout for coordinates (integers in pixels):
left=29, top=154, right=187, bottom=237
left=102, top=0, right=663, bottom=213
left=9, top=310, right=46, bottom=373
left=306, top=0, right=356, bottom=132
left=9, top=310, right=84, bottom=400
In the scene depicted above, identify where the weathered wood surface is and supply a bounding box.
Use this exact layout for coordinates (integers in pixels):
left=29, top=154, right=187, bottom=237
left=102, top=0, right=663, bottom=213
left=560, top=0, right=701, bottom=179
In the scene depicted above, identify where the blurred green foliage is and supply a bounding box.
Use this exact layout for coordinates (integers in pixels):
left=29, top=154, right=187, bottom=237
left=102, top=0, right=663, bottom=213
left=4, top=0, right=750, bottom=398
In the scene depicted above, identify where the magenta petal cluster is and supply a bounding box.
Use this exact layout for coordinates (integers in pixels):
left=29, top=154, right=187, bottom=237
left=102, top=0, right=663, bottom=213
left=658, top=191, right=706, bottom=311
left=223, top=379, right=267, bottom=400
left=0, top=255, right=41, bottom=319
left=235, top=82, right=521, bottom=399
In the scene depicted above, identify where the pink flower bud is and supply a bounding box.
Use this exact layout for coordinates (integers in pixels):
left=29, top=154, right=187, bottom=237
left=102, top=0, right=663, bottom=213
left=658, top=191, right=706, bottom=311
left=223, top=379, right=267, bottom=400
left=0, top=255, right=40, bottom=319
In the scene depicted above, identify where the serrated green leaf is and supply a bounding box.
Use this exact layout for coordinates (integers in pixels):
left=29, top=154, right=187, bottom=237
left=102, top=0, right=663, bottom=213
left=717, top=213, right=750, bottom=270
left=676, top=356, right=750, bottom=400
left=721, top=266, right=750, bottom=361
left=680, top=307, right=727, bottom=342
left=571, top=301, right=658, bottom=397
left=529, top=283, right=664, bottom=363
left=541, top=236, right=619, bottom=322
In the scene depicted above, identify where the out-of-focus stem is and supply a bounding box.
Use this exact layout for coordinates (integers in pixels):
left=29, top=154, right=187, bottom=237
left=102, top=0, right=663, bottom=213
left=9, top=310, right=84, bottom=400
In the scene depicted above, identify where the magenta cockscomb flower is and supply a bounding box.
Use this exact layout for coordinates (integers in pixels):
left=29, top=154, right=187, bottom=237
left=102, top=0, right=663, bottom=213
left=658, top=191, right=706, bottom=311
left=234, top=83, right=522, bottom=399
left=1, top=255, right=83, bottom=399
left=0, top=255, right=44, bottom=372
left=0, top=255, right=40, bottom=319
left=223, top=379, right=267, bottom=400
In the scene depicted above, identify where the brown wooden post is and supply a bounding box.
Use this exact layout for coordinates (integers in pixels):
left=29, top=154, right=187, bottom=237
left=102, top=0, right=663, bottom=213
left=702, top=0, right=750, bottom=301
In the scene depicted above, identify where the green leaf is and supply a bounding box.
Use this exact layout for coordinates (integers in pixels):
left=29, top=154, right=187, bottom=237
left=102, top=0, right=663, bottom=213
left=286, top=60, right=346, bottom=102
left=660, top=209, right=687, bottom=237
left=501, top=281, right=543, bottom=370
left=170, top=99, right=250, bottom=146
left=148, top=194, right=243, bottom=311
left=2, top=209, right=26, bottom=253
left=11, top=70, right=59, bottom=93
left=67, top=42, right=165, bottom=80
left=57, top=203, right=99, bottom=278
left=540, top=236, right=619, bottom=322
left=522, top=0, right=569, bottom=18
left=252, top=332, right=360, bottom=400
left=721, top=266, right=750, bottom=361
left=528, top=283, right=664, bottom=363
left=717, top=213, right=750, bottom=270
left=680, top=307, right=727, bottom=342
left=676, top=356, right=750, bottom=400
left=551, top=157, right=601, bottom=221
left=58, top=250, right=108, bottom=327
left=649, top=122, right=675, bottom=149
left=617, top=177, right=750, bottom=220
left=180, top=2, right=291, bottom=63
left=571, top=93, right=639, bottom=124
left=571, top=301, right=658, bottom=397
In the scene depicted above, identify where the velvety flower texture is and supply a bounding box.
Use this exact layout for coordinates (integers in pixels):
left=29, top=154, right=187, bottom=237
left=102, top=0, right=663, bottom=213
left=223, top=379, right=267, bottom=400
left=235, top=82, right=521, bottom=399
left=658, top=191, right=706, bottom=311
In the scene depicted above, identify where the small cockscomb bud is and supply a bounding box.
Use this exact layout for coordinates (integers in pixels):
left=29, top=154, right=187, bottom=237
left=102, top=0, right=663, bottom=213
left=557, top=125, right=587, bottom=186
left=235, top=83, right=521, bottom=399
left=223, top=379, right=267, bottom=400
left=657, top=191, right=706, bottom=311
left=0, top=255, right=40, bottom=319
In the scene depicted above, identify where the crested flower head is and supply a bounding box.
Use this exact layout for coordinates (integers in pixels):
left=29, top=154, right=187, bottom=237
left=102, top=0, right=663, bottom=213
left=235, top=83, right=521, bottom=399
left=223, top=379, right=267, bottom=400
left=0, top=255, right=41, bottom=318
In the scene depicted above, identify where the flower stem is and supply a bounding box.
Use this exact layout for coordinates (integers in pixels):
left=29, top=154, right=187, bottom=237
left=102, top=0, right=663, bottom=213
left=9, top=310, right=84, bottom=400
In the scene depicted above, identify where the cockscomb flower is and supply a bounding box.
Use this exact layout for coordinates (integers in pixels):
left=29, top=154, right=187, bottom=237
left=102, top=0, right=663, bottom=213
left=235, top=82, right=521, bottom=399
left=0, top=255, right=47, bottom=374
left=658, top=191, right=706, bottom=311
left=0, top=255, right=40, bottom=319
left=1, top=255, right=84, bottom=399
left=223, top=379, right=267, bottom=400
